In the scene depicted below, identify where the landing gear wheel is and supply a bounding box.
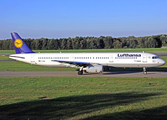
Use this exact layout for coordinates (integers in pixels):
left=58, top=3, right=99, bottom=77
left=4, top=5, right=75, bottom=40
left=78, top=70, right=83, bottom=75
left=143, top=71, right=147, bottom=75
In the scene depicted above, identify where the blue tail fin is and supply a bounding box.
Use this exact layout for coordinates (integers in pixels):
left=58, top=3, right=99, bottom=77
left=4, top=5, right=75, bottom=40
left=11, top=32, right=34, bottom=54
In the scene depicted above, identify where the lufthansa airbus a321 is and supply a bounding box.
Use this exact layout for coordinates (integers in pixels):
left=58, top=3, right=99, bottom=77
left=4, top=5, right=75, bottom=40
left=9, top=32, right=165, bottom=75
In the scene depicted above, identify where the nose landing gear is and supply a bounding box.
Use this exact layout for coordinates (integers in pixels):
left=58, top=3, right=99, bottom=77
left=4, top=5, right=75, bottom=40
left=143, top=67, right=147, bottom=75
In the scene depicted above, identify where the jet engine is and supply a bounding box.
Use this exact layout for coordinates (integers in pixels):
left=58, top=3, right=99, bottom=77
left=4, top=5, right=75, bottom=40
left=83, top=65, right=103, bottom=73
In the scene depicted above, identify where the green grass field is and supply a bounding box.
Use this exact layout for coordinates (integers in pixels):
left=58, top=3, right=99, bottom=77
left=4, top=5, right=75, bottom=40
left=0, top=77, right=167, bottom=120
left=0, top=48, right=167, bottom=54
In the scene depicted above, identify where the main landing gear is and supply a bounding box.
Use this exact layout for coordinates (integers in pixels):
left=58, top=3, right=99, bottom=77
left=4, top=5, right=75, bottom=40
left=78, top=67, right=83, bottom=75
left=78, top=70, right=83, bottom=75
left=143, top=67, right=147, bottom=75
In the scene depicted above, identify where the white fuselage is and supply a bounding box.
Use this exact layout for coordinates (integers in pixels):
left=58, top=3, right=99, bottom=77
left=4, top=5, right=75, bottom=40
left=9, top=52, right=165, bottom=68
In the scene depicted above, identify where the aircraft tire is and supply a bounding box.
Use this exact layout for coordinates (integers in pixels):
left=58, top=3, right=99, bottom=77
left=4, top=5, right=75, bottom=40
left=143, top=71, right=147, bottom=75
left=78, top=70, right=83, bottom=75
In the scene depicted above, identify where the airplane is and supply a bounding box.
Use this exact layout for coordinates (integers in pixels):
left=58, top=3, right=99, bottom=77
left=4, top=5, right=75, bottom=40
left=9, top=32, right=165, bottom=75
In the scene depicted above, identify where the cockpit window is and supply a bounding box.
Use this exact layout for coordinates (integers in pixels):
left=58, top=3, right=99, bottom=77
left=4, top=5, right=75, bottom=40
left=152, top=56, right=158, bottom=59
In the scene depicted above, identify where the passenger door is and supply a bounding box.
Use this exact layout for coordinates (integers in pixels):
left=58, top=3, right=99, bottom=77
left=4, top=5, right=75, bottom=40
left=142, top=54, right=147, bottom=63
left=109, top=55, right=114, bottom=63
left=31, top=54, right=35, bottom=64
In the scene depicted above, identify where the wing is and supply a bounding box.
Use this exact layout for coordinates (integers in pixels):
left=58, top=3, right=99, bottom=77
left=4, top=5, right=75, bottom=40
left=52, top=60, right=91, bottom=67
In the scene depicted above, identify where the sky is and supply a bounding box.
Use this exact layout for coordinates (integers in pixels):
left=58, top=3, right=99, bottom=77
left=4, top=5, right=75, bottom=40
left=0, top=0, right=167, bottom=39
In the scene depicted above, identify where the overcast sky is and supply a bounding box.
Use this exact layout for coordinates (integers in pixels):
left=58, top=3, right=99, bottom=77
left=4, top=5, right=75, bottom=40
left=0, top=0, right=167, bottom=39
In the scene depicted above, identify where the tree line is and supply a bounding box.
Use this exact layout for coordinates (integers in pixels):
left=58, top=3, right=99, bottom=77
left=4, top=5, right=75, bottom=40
left=0, top=34, right=167, bottom=50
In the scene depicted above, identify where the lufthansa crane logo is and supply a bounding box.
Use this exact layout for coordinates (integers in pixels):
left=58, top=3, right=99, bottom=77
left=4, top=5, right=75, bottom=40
left=14, top=39, right=23, bottom=48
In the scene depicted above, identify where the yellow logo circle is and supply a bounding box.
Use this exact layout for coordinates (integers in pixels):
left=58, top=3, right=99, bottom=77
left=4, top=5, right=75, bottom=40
left=14, top=39, right=23, bottom=48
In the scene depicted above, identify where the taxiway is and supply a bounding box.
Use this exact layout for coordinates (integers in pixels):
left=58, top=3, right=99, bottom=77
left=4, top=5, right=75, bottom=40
left=0, top=71, right=166, bottom=78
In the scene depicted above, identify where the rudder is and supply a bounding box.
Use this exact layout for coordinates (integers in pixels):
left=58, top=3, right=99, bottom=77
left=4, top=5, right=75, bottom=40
left=11, top=32, right=34, bottom=54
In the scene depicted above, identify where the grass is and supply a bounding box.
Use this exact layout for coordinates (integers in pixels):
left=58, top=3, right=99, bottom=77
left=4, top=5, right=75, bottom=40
left=0, top=77, right=167, bottom=119
left=0, top=48, right=167, bottom=54
left=0, top=56, right=11, bottom=60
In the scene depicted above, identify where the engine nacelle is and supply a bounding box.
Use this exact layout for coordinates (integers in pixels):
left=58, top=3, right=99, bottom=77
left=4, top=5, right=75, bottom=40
left=84, top=65, right=103, bottom=73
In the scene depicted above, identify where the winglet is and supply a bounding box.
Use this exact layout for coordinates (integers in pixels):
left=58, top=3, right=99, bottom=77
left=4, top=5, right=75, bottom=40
left=11, top=32, right=34, bottom=54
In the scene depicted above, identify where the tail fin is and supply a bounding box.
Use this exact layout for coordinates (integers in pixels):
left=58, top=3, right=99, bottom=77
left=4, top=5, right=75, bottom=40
left=11, top=32, right=34, bottom=54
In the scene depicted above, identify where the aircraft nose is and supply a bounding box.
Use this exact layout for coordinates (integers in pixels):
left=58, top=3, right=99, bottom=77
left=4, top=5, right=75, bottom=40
left=159, top=59, right=165, bottom=66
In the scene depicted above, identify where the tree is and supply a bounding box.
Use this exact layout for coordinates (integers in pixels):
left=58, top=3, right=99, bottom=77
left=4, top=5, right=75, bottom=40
left=104, top=36, right=113, bottom=49
left=72, top=37, right=80, bottom=49
left=47, top=39, right=57, bottom=50
left=160, top=36, right=167, bottom=47
left=42, top=38, right=48, bottom=50
left=96, top=38, right=104, bottom=49
left=9, top=39, right=14, bottom=50
left=2, top=39, right=11, bottom=50
left=80, top=38, right=87, bottom=49
left=61, top=38, right=67, bottom=49
left=35, top=39, right=43, bottom=50
left=113, top=40, right=122, bottom=48
left=146, top=37, right=158, bottom=48
left=126, top=36, right=136, bottom=48
left=89, top=39, right=98, bottom=49
left=0, top=41, right=3, bottom=50
left=118, top=37, right=127, bottom=48
left=129, top=40, right=138, bottom=48
left=0, top=34, right=166, bottom=50
left=30, top=39, right=36, bottom=50
left=24, top=39, right=32, bottom=49
left=137, top=37, right=145, bottom=48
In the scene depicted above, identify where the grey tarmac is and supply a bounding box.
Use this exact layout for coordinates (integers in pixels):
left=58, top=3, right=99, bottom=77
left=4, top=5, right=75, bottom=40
left=0, top=71, right=167, bottom=78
